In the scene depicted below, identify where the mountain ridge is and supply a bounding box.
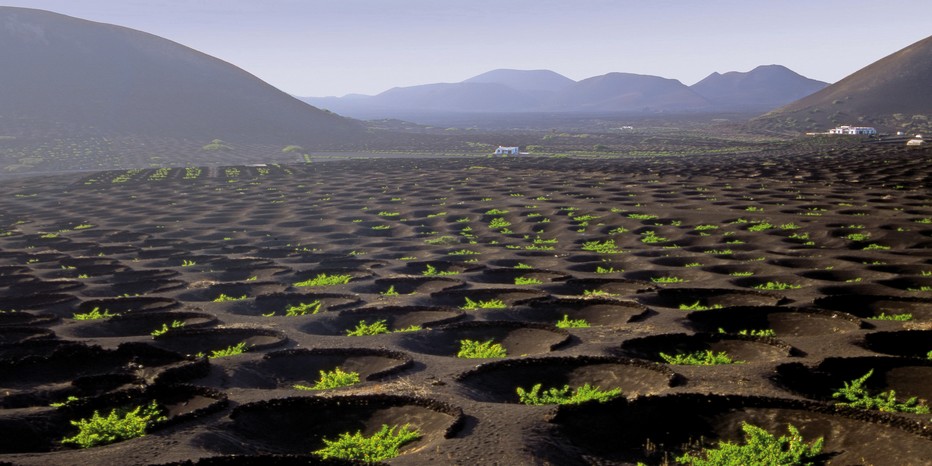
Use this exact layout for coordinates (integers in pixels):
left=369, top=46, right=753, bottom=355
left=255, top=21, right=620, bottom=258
left=301, top=65, right=829, bottom=120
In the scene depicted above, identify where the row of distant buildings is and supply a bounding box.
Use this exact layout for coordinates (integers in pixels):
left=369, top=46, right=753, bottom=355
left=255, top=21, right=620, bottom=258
left=811, top=125, right=925, bottom=146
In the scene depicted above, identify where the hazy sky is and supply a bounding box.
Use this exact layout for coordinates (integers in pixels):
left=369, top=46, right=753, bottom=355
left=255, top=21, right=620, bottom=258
left=3, top=1, right=930, bottom=97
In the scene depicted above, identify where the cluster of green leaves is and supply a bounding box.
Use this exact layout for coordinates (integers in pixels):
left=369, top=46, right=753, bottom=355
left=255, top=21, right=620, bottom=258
left=514, top=276, right=543, bottom=285
left=679, top=301, right=723, bottom=311
left=293, top=273, right=352, bottom=287
left=380, top=285, right=400, bottom=296
left=516, top=383, right=621, bottom=405
left=640, top=230, right=668, bottom=244
left=346, top=319, right=390, bottom=336
left=61, top=400, right=166, bottom=448
left=422, top=264, right=460, bottom=276
left=831, top=369, right=930, bottom=414
left=556, top=314, right=590, bottom=328
left=868, top=312, right=912, bottom=321
left=754, top=281, right=802, bottom=291
left=295, top=368, right=361, bottom=391
left=212, top=293, right=247, bottom=302
left=198, top=341, right=248, bottom=359
left=73, top=307, right=117, bottom=320
left=676, top=422, right=823, bottom=466
left=660, top=350, right=741, bottom=366
left=461, top=297, right=507, bottom=310
left=150, top=320, right=185, bottom=337
left=285, top=300, right=323, bottom=316
left=457, top=339, right=507, bottom=358
left=488, top=217, right=512, bottom=230
left=718, top=328, right=776, bottom=337
left=581, top=239, right=621, bottom=254
left=313, top=424, right=421, bottom=463
left=652, top=276, right=686, bottom=284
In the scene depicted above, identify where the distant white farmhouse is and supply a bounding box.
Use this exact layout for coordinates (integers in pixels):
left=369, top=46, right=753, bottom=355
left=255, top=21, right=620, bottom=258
left=494, top=146, right=520, bottom=155
left=829, top=125, right=877, bottom=135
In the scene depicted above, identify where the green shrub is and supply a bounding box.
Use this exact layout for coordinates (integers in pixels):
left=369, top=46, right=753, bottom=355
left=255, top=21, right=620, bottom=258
left=516, top=383, right=620, bottom=405
left=346, top=319, right=390, bottom=336
left=514, top=276, right=543, bottom=285
left=556, top=314, right=590, bottom=328
left=753, top=281, right=801, bottom=291
left=212, top=293, right=248, bottom=302
left=660, top=350, right=741, bottom=365
left=652, top=276, right=686, bottom=284
left=581, top=239, right=621, bottom=254
left=717, top=328, right=776, bottom=337
left=293, top=273, right=352, bottom=287
left=295, top=368, right=361, bottom=391
left=457, top=339, right=507, bottom=358
left=313, top=424, right=421, bottom=462
left=73, top=307, right=117, bottom=320
left=422, top=264, right=460, bottom=276
left=676, top=422, right=823, bottom=465
left=285, top=300, right=322, bottom=316
left=461, top=297, right=507, bottom=310
left=679, top=301, right=723, bottom=311
left=832, top=369, right=930, bottom=414
left=150, top=320, right=185, bottom=337
left=61, top=400, right=166, bottom=448
left=200, top=342, right=248, bottom=359
left=868, top=312, right=912, bottom=321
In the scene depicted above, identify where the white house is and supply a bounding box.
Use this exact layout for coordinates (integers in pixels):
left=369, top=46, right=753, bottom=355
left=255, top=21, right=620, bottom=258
left=829, top=125, right=877, bottom=135
left=494, top=146, right=519, bottom=155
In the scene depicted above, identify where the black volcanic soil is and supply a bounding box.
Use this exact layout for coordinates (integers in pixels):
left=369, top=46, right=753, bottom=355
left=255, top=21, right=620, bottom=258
left=0, top=146, right=930, bottom=465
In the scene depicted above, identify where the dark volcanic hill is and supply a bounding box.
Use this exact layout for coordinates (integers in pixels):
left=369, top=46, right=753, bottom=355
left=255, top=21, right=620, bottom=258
left=0, top=7, right=361, bottom=145
left=690, top=65, right=828, bottom=113
left=755, top=35, right=932, bottom=134
left=552, top=72, right=711, bottom=113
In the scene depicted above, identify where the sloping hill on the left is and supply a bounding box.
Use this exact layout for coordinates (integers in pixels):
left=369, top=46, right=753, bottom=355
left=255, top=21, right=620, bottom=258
left=0, top=7, right=364, bottom=173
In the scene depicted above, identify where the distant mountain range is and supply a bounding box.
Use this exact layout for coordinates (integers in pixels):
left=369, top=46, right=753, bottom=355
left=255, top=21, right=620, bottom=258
left=301, top=65, right=829, bottom=120
left=0, top=7, right=361, bottom=145
left=756, top=34, right=932, bottom=134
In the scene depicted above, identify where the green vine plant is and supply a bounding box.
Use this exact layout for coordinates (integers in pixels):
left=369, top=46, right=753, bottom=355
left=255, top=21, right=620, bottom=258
left=461, top=297, right=507, bottom=310
left=718, top=327, right=776, bottom=337
left=659, top=350, right=742, bottom=366
left=293, top=273, right=352, bottom=287
left=556, top=314, right=590, bottom=328
left=346, top=319, right=390, bottom=336
left=516, top=383, right=621, bottom=405
left=313, top=424, right=421, bottom=463
left=868, top=312, right=912, bottom=321
left=196, top=341, right=248, bottom=359
left=831, top=369, right=930, bottom=414
left=457, top=339, right=507, bottom=358
left=212, top=293, right=248, bottom=302
left=61, top=400, right=166, bottom=448
left=675, top=422, right=823, bottom=466
left=150, top=320, right=185, bottom=337
left=284, top=300, right=322, bottom=316
left=679, top=301, right=723, bottom=311
left=421, top=264, right=460, bottom=276
left=73, top=307, right=118, bottom=320
left=294, top=368, right=361, bottom=391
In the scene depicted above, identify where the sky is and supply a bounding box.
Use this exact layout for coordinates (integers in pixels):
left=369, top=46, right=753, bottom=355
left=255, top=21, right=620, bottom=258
left=2, top=0, right=931, bottom=97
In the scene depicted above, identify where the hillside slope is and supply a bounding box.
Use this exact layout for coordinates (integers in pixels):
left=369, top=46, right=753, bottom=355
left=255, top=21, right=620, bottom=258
left=0, top=7, right=362, bottom=145
left=755, top=35, right=932, bottom=134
